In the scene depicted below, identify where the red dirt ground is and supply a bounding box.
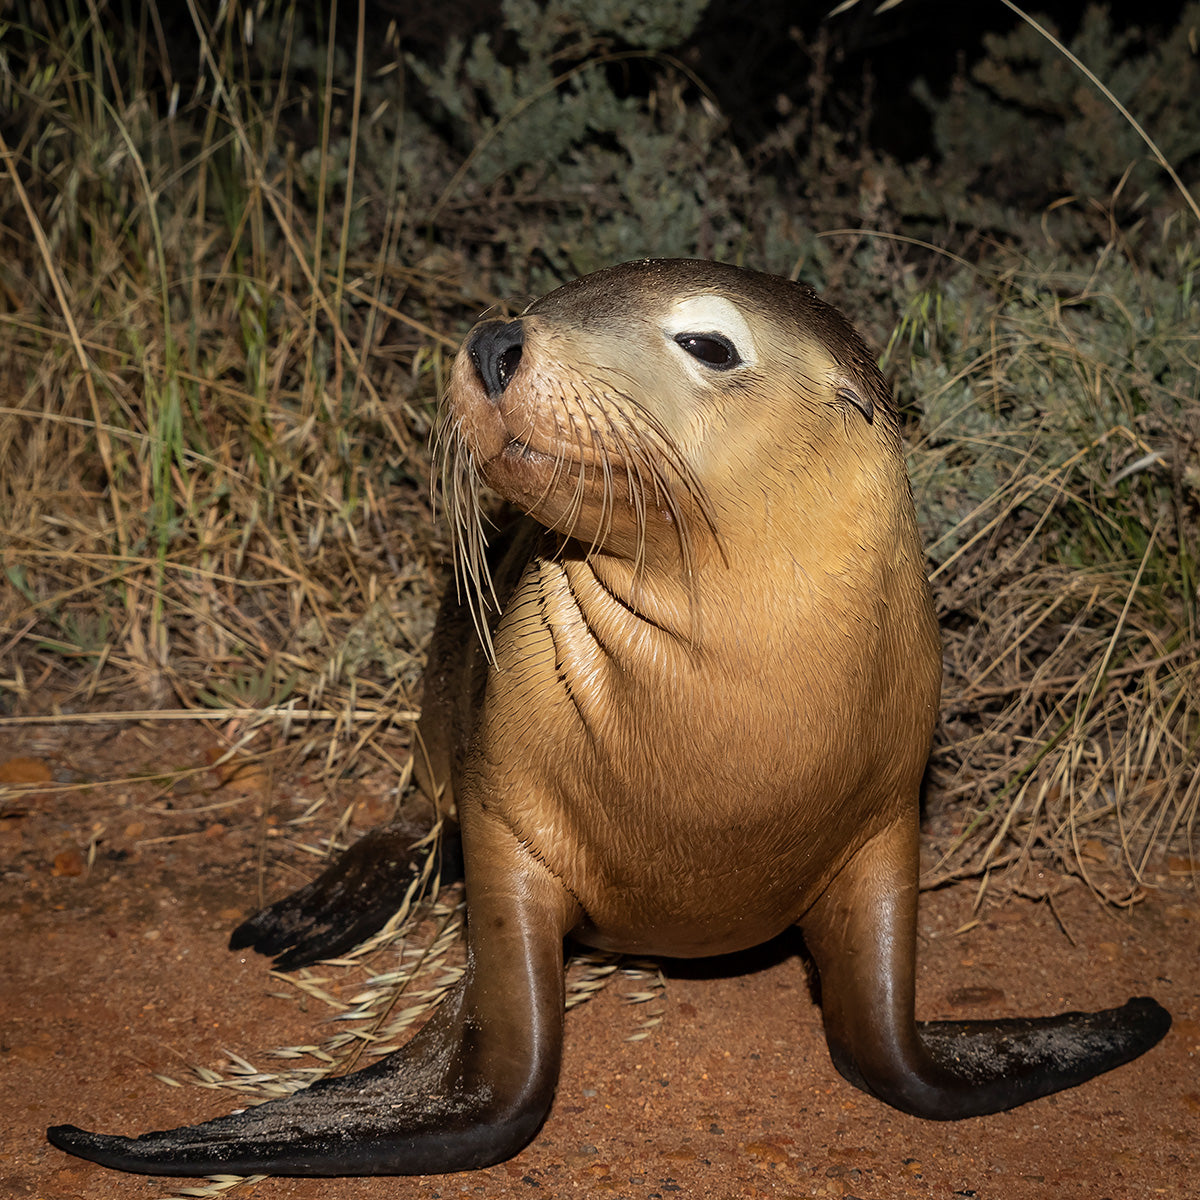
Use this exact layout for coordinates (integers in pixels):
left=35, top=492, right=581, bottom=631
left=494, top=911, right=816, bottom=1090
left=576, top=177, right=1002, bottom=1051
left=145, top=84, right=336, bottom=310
left=2, top=721, right=1197, bottom=1200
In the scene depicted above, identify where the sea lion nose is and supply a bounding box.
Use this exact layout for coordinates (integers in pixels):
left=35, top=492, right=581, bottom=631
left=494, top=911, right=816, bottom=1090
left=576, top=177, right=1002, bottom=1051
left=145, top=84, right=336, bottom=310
left=467, top=319, right=525, bottom=399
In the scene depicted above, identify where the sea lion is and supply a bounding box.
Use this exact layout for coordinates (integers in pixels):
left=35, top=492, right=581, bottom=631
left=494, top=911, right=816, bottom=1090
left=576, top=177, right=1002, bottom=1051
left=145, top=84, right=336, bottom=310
left=48, top=259, right=1170, bottom=1177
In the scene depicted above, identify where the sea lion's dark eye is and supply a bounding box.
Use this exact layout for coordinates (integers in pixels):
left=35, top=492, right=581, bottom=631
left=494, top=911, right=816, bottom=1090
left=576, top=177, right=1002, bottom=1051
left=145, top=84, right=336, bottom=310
left=674, top=332, right=741, bottom=370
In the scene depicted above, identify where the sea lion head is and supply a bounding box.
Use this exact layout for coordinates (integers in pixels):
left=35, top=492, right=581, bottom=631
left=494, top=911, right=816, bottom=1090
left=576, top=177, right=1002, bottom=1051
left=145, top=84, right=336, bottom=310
left=439, top=258, right=905, bottom=635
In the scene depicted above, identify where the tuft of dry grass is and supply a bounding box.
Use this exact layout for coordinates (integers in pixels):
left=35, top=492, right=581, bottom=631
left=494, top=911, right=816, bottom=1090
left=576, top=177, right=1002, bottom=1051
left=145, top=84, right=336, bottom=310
left=895, top=249, right=1200, bottom=901
left=0, top=2, right=474, bottom=791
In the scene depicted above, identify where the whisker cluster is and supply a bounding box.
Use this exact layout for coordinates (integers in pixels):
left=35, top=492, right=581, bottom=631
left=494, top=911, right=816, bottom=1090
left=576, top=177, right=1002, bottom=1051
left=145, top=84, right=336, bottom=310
left=433, top=368, right=721, bottom=655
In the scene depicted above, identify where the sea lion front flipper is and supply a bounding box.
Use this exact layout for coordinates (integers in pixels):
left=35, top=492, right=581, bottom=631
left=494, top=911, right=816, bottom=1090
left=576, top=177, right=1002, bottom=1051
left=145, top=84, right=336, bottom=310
left=48, top=814, right=578, bottom=1176
left=800, top=815, right=1171, bottom=1120
left=228, top=818, right=464, bottom=970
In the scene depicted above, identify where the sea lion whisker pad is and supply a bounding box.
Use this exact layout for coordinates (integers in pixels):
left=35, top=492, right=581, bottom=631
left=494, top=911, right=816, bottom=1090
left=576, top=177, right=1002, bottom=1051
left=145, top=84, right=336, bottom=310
left=48, top=259, right=1171, bottom=1178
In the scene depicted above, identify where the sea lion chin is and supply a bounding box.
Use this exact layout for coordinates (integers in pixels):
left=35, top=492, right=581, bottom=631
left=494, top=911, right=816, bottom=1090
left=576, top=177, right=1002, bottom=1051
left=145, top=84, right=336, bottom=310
left=48, top=258, right=1170, bottom=1178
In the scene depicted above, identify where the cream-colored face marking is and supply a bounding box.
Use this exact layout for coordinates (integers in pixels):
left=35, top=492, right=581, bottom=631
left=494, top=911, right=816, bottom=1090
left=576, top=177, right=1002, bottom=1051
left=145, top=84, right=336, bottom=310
left=662, top=294, right=758, bottom=373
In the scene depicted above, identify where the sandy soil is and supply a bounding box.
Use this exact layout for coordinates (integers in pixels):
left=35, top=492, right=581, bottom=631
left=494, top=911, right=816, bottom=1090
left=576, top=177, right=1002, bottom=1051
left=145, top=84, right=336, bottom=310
left=2, top=721, right=1197, bottom=1200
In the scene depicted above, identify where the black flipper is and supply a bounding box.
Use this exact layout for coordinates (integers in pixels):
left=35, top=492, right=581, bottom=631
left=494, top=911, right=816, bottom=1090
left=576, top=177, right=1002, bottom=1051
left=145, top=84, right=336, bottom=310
left=801, top=816, right=1171, bottom=1120
left=906, top=997, right=1171, bottom=1113
left=48, top=814, right=578, bottom=1177
left=229, top=818, right=464, bottom=970
left=46, top=987, right=536, bottom=1176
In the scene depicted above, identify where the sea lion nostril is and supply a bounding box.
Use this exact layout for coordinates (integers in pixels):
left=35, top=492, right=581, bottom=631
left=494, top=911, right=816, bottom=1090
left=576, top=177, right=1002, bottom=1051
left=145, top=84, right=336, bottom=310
left=497, top=344, right=522, bottom=390
left=467, top=319, right=525, bottom=398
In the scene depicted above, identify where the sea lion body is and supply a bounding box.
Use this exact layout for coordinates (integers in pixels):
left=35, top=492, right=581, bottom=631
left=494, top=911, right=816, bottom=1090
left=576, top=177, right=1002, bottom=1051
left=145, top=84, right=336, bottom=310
left=433, top=261, right=940, bottom=958
left=48, top=260, right=1169, bottom=1177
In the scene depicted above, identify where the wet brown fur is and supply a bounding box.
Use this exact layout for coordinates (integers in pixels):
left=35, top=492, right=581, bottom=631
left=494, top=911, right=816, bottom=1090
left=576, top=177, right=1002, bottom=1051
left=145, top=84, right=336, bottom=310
left=431, top=258, right=941, bottom=957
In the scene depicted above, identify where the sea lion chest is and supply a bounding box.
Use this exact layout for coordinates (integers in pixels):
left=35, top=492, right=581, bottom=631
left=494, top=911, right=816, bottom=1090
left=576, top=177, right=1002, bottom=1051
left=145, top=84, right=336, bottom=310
left=458, top=542, right=925, bottom=958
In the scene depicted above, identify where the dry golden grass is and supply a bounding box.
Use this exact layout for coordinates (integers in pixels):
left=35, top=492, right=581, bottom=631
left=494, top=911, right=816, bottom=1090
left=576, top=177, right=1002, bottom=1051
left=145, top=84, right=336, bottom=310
left=0, top=3, right=472, bottom=795
left=898, top=251, right=1200, bottom=900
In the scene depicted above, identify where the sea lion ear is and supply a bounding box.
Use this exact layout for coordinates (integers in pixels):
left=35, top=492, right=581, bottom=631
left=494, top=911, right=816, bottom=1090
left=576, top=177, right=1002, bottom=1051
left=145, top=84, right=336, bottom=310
left=834, top=379, right=874, bottom=425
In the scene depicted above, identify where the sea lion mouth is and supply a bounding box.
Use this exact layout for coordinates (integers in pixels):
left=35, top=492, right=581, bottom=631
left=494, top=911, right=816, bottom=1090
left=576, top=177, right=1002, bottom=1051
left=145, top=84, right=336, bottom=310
left=494, top=411, right=618, bottom=476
